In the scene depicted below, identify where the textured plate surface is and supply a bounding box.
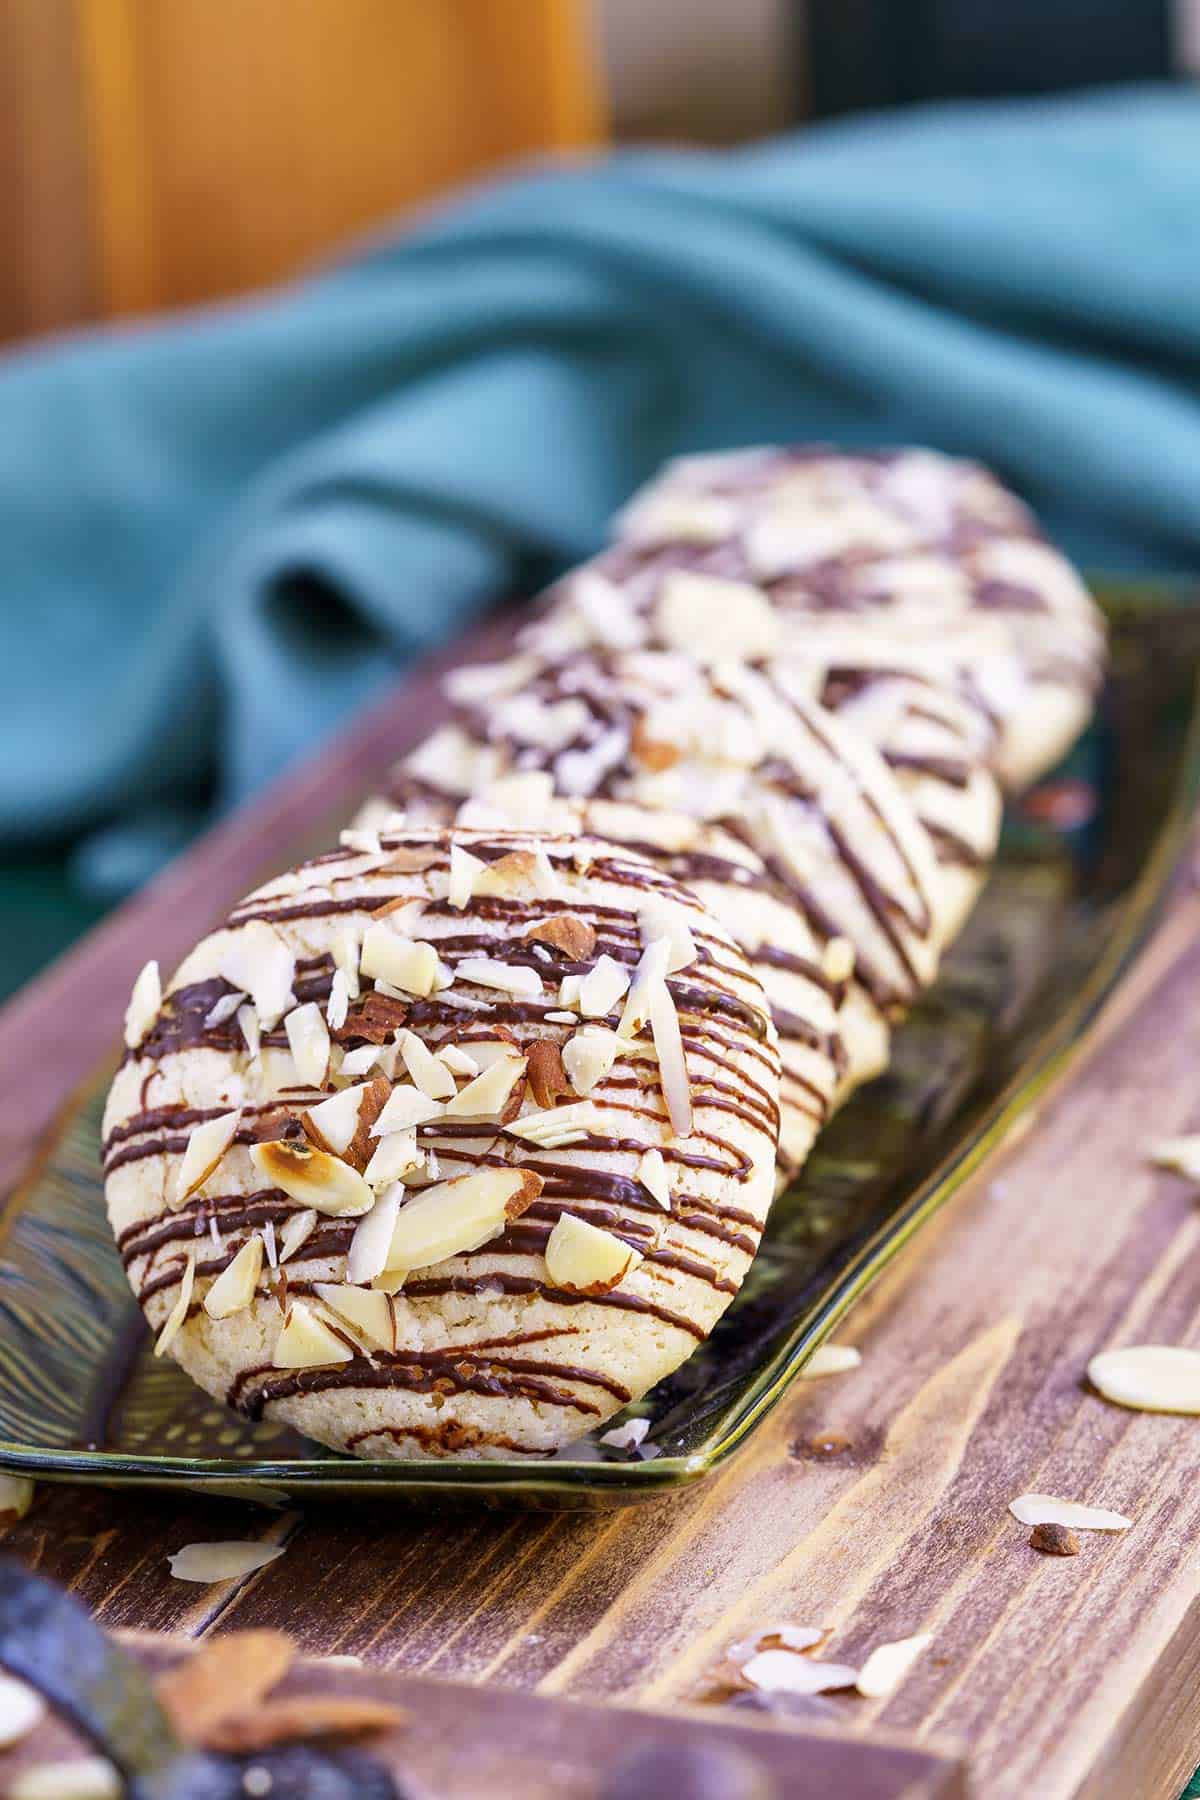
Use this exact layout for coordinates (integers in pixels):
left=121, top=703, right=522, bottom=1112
left=1, top=587, right=1197, bottom=1508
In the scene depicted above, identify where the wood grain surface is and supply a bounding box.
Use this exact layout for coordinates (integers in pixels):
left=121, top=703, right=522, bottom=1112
left=3, top=614, right=1200, bottom=1799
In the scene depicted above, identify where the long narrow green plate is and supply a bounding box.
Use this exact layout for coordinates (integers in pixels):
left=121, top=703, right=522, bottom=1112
left=0, top=585, right=1197, bottom=1509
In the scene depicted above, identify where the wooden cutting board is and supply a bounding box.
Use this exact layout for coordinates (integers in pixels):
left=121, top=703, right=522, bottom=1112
left=2, top=610, right=1200, bottom=1800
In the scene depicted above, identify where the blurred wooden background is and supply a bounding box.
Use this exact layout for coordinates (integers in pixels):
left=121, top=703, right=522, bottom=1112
left=0, top=0, right=605, bottom=341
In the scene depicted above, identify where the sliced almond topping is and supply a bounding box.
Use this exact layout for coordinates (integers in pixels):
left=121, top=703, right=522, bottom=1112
left=638, top=1147, right=672, bottom=1211
left=338, top=1043, right=392, bottom=1079
left=0, top=1673, right=45, bottom=1749
left=437, top=1042, right=479, bottom=1076
left=347, top=1186, right=403, bottom=1285
left=558, top=974, right=583, bottom=1010
left=154, top=1250, right=196, bottom=1357
left=284, top=1002, right=330, bottom=1089
left=476, top=848, right=562, bottom=900
left=618, top=938, right=671, bottom=1041
left=802, top=1344, right=862, bottom=1378
left=1088, top=1344, right=1200, bottom=1415
left=155, top=1630, right=294, bottom=1746
left=326, top=969, right=351, bottom=1032
left=527, top=1039, right=572, bottom=1109
left=544, top=1212, right=640, bottom=1294
left=172, top=1110, right=242, bottom=1208
left=250, top=1140, right=375, bottom=1217
left=649, top=983, right=691, bottom=1137
left=822, top=935, right=856, bottom=985
left=167, top=1541, right=287, bottom=1583
left=371, top=1084, right=444, bottom=1135
left=384, top=1167, right=543, bottom=1273
left=578, top=954, right=632, bottom=1019
left=340, top=826, right=381, bottom=857
left=360, top=928, right=440, bottom=997
left=314, top=1282, right=395, bottom=1351
left=654, top=569, right=781, bottom=665
left=855, top=1633, right=932, bottom=1699
left=8, top=1756, right=122, bottom=1800
left=506, top=1101, right=595, bottom=1145
left=525, top=914, right=597, bottom=961
left=448, top=842, right=486, bottom=909
left=638, top=900, right=697, bottom=972
left=220, top=920, right=296, bottom=1029
left=443, top=1053, right=527, bottom=1121
left=274, top=1300, right=355, bottom=1369
left=380, top=846, right=437, bottom=874
left=204, top=1694, right=406, bottom=1755
left=237, top=1003, right=262, bottom=1060
left=1007, top=1494, right=1131, bottom=1532
left=397, top=1029, right=457, bottom=1101
left=203, top=1235, right=264, bottom=1320
left=303, top=1082, right=374, bottom=1157
left=363, top=1130, right=424, bottom=1189
left=456, top=956, right=544, bottom=1000
left=343, top=991, right=410, bottom=1046
left=278, top=1209, right=318, bottom=1263
left=331, top=927, right=362, bottom=1002
left=204, top=990, right=246, bottom=1030
left=562, top=1025, right=620, bottom=1096
left=740, top=1651, right=857, bottom=1696
left=124, top=959, right=162, bottom=1049
left=598, top=1417, right=650, bottom=1452
left=0, top=1472, right=35, bottom=1524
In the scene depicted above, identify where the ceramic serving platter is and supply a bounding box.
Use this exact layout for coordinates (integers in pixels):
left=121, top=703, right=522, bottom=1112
left=0, top=586, right=1197, bottom=1510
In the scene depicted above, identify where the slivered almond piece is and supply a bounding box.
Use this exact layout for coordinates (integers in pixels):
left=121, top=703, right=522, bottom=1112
left=448, top=842, right=486, bottom=909
left=204, top=989, right=246, bottom=1029
left=360, top=927, right=440, bottom=996
left=0, top=1473, right=34, bottom=1524
left=326, top=969, right=350, bottom=1032
left=578, top=954, right=631, bottom=1019
left=525, top=914, right=597, bottom=961
left=278, top=1209, right=318, bottom=1263
left=638, top=899, right=697, bottom=972
left=371, top=1084, right=443, bottom=1136
left=331, top=927, right=362, bottom=1001
left=822, top=935, right=855, bottom=984
left=363, top=1130, right=424, bottom=1188
left=802, top=1345, right=861, bottom=1378
left=476, top=847, right=562, bottom=900
left=304, top=1077, right=392, bottom=1170
left=562, top=1026, right=620, bottom=1095
left=398, top=1029, right=457, bottom=1100
left=167, top=1541, right=286, bottom=1583
left=205, top=1694, right=407, bottom=1755
left=1008, top=1494, right=1131, bottom=1532
left=204, top=1234, right=264, bottom=1319
left=314, top=1283, right=395, bottom=1351
left=274, top=1300, right=355, bottom=1368
left=347, top=1186, right=403, bottom=1285
left=856, top=1633, right=932, bottom=1699
left=527, top=1039, right=572, bottom=1109
left=638, top=1147, right=672, bottom=1211
left=545, top=1212, right=640, bottom=1293
left=338, top=1041, right=393, bottom=1078
left=618, top=938, right=671, bottom=1040
left=506, top=1101, right=595, bottom=1145
left=250, top=1140, right=374, bottom=1216
left=1088, top=1344, right=1200, bottom=1415
left=437, top=1042, right=479, bottom=1077
left=649, top=983, right=692, bottom=1137
left=155, top=1629, right=294, bottom=1746
left=124, top=959, right=162, bottom=1048
left=173, top=1110, right=241, bottom=1208
left=384, top=1167, right=542, bottom=1273
left=237, top=1003, right=261, bottom=1060
left=740, top=1651, right=857, bottom=1696
left=220, top=920, right=296, bottom=1029
left=456, top=956, right=544, bottom=999
left=284, top=1002, right=330, bottom=1088
left=443, top=1054, right=527, bottom=1121
left=8, top=1756, right=121, bottom=1800
left=154, top=1250, right=196, bottom=1357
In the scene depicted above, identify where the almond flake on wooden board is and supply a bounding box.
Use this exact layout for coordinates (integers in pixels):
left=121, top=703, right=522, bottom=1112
left=154, top=1250, right=196, bottom=1357
left=250, top=1140, right=374, bottom=1216
left=0, top=1472, right=35, bottom=1524
left=274, top=1301, right=355, bottom=1369
left=801, top=1344, right=862, bottom=1378
left=167, top=1541, right=287, bottom=1583
left=856, top=1633, right=933, bottom=1699
left=8, top=1756, right=122, bottom=1800
left=203, top=1234, right=264, bottom=1319
left=0, top=1672, right=45, bottom=1748
left=1148, top=1137, right=1200, bottom=1180
left=278, top=1209, right=318, bottom=1263
left=172, top=1110, right=241, bottom=1208
left=1008, top=1494, right=1132, bottom=1532
left=1088, top=1344, right=1200, bottom=1415
left=123, top=958, right=162, bottom=1048
left=545, top=1211, right=640, bottom=1293
left=740, top=1650, right=858, bottom=1696
left=155, top=1630, right=295, bottom=1745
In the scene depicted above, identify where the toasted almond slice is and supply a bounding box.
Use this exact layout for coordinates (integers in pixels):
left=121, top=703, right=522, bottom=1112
left=348, top=1186, right=403, bottom=1284
left=448, top=842, right=486, bottom=909
left=371, top=1084, right=444, bottom=1136
left=802, top=1344, right=861, bottom=1378
left=0, top=1472, right=35, bottom=1524
left=283, top=1002, right=330, bottom=1089
left=527, top=1039, right=572, bottom=1109
left=221, top=920, right=296, bottom=1029
left=124, top=959, right=162, bottom=1049
left=618, top=938, right=671, bottom=1041
left=250, top=1141, right=374, bottom=1217
left=638, top=1148, right=672, bottom=1211
left=638, top=901, right=696, bottom=973
left=1088, top=1344, right=1200, bottom=1415
left=1008, top=1493, right=1132, bottom=1532
left=154, top=1250, right=196, bottom=1357
left=740, top=1651, right=857, bottom=1696
left=437, top=1042, right=479, bottom=1077
left=384, top=1167, right=542, bottom=1272
left=822, top=936, right=856, bottom=984
left=598, top=1418, right=650, bottom=1452
left=8, top=1755, right=122, bottom=1800
left=578, top=954, right=632, bottom=1019
left=331, top=927, right=362, bottom=1002
left=314, top=1283, right=395, bottom=1351
left=167, top=1541, right=287, bottom=1583
left=172, top=1110, right=241, bottom=1208
left=278, top=1209, right=318, bottom=1263
left=237, top=1003, right=261, bottom=1060
left=545, top=1212, right=640, bottom=1293
left=649, top=983, right=692, bottom=1137
left=0, top=1673, right=45, bottom=1749
left=360, top=928, right=440, bottom=996
left=304, top=1083, right=371, bottom=1156
left=274, top=1300, right=354, bottom=1369
left=506, top=1101, right=595, bottom=1145
left=398, top=1029, right=457, bottom=1101
left=371, top=1268, right=408, bottom=1295
left=443, top=1054, right=527, bottom=1121
left=204, top=1234, right=264, bottom=1320
left=326, top=969, right=351, bottom=1032
left=856, top=1633, right=932, bottom=1699
left=456, top=956, right=544, bottom=1000
left=204, top=990, right=246, bottom=1029
left=525, top=914, right=598, bottom=961
left=363, top=1130, right=424, bottom=1189
left=562, top=1025, right=620, bottom=1097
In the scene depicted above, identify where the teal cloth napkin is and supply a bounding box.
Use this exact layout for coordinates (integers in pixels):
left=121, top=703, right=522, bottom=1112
left=2, top=83, right=1199, bottom=898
